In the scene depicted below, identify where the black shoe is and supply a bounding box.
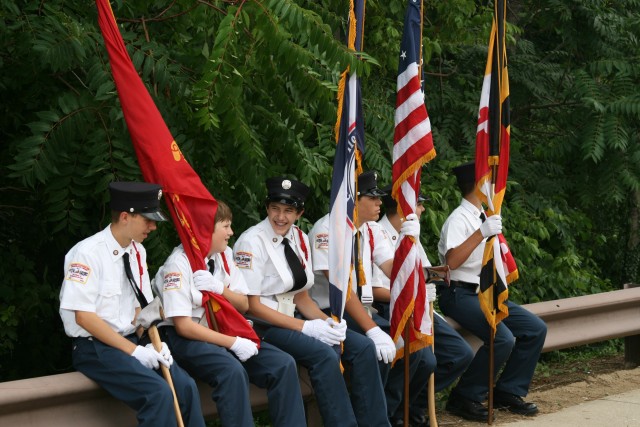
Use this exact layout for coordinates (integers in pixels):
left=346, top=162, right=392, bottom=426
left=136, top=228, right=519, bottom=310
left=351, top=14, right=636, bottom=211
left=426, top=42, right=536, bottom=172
left=446, top=393, right=490, bottom=422
left=391, top=414, right=429, bottom=427
left=493, top=391, right=539, bottom=416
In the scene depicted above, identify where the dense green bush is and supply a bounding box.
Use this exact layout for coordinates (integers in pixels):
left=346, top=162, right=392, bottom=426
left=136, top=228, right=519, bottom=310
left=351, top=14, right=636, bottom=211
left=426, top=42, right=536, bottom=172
left=1, top=0, right=639, bottom=380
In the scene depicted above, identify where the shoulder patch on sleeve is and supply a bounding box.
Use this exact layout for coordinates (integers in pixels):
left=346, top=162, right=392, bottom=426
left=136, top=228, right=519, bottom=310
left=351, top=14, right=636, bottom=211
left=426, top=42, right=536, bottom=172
left=314, top=233, right=329, bottom=250
left=162, top=272, right=182, bottom=291
left=65, top=263, right=91, bottom=284
left=234, top=251, right=253, bottom=269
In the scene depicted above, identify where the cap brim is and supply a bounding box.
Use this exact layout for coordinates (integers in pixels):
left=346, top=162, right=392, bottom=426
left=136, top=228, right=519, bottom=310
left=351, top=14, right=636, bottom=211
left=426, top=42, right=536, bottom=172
left=360, top=188, right=387, bottom=197
left=140, top=211, right=168, bottom=222
left=266, top=196, right=303, bottom=208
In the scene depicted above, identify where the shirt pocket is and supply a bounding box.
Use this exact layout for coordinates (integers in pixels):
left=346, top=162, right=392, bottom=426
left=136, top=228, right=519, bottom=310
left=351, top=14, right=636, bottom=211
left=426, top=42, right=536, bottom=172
left=97, top=280, right=122, bottom=319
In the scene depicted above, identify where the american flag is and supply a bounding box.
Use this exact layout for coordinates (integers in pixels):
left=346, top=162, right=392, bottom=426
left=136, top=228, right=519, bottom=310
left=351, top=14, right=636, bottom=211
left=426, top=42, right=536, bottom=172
left=328, top=0, right=365, bottom=322
left=389, top=0, right=436, bottom=359
left=474, top=0, right=512, bottom=331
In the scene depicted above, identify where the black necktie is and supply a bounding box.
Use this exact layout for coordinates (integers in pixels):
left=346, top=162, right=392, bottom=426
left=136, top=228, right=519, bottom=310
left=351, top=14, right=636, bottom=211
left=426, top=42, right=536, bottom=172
left=480, top=211, right=487, bottom=222
left=282, top=237, right=307, bottom=291
left=207, top=258, right=216, bottom=274
left=123, top=252, right=148, bottom=308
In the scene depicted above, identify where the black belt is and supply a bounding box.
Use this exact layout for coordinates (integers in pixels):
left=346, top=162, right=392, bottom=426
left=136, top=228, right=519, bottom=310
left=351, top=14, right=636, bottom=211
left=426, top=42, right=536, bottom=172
left=450, top=280, right=478, bottom=291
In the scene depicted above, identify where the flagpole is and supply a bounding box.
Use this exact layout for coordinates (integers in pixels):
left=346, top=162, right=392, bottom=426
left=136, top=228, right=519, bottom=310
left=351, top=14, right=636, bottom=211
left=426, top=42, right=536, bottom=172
left=415, top=1, right=438, bottom=426
left=487, top=0, right=506, bottom=423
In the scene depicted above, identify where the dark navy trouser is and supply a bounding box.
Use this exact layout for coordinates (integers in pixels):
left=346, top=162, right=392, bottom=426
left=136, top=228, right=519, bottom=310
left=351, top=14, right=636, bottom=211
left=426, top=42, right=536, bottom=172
left=72, top=334, right=204, bottom=427
left=162, top=326, right=306, bottom=427
left=439, top=285, right=547, bottom=401
left=263, top=325, right=360, bottom=427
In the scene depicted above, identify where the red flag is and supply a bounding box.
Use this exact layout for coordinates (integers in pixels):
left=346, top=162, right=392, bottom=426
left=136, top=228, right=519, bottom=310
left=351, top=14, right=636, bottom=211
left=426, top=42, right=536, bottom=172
left=95, top=0, right=259, bottom=346
left=389, top=0, right=437, bottom=360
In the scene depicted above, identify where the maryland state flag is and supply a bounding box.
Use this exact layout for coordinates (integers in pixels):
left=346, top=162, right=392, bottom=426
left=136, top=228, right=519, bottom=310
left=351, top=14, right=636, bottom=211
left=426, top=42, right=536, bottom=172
left=474, top=0, right=514, bottom=332
left=96, top=0, right=259, bottom=346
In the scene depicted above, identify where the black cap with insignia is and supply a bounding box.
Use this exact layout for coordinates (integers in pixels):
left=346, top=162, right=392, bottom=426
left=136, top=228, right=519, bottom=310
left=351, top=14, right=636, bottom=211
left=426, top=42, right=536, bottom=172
left=265, top=177, right=310, bottom=209
left=357, top=170, right=387, bottom=197
left=109, top=182, right=168, bottom=222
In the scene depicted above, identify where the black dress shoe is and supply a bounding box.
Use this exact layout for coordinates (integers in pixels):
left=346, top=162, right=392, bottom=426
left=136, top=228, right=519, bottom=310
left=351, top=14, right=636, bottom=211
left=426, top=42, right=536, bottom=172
left=493, top=391, right=539, bottom=416
left=446, top=393, right=490, bottom=422
left=391, top=415, right=429, bottom=427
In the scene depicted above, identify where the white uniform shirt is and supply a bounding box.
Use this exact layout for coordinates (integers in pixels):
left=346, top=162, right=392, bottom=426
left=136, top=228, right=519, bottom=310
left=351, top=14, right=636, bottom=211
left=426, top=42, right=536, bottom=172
left=308, top=214, right=394, bottom=310
left=233, top=217, right=314, bottom=310
left=438, top=198, right=485, bottom=284
left=154, top=245, right=249, bottom=326
left=59, top=225, right=152, bottom=337
left=372, top=214, right=432, bottom=291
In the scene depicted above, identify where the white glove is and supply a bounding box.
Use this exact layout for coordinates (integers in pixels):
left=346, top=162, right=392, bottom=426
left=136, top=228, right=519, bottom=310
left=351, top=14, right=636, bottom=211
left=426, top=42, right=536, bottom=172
left=326, top=317, right=347, bottom=341
left=301, top=319, right=343, bottom=345
left=229, top=337, right=259, bottom=362
left=132, top=345, right=169, bottom=370
left=193, top=270, right=224, bottom=295
left=480, top=214, right=502, bottom=238
left=366, top=326, right=396, bottom=364
left=426, top=282, right=437, bottom=303
left=146, top=342, right=173, bottom=366
left=400, top=213, right=421, bottom=238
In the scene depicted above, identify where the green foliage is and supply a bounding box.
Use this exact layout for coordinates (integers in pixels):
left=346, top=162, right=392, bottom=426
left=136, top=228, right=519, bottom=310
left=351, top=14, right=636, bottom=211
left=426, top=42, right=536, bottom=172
left=2, top=0, right=640, bottom=381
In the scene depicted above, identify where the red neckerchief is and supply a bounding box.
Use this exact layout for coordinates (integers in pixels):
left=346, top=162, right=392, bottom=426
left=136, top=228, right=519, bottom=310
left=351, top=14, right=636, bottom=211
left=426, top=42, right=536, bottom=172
left=220, top=252, right=231, bottom=275
left=131, top=241, right=143, bottom=292
left=294, top=227, right=308, bottom=269
left=366, top=223, right=374, bottom=264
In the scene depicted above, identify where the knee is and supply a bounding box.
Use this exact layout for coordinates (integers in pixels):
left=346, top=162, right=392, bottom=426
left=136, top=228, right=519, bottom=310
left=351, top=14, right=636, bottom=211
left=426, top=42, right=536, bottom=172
left=494, top=331, right=515, bottom=353
left=419, top=350, right=436, bottom=373
left=275, top=352, right=298, bottom=376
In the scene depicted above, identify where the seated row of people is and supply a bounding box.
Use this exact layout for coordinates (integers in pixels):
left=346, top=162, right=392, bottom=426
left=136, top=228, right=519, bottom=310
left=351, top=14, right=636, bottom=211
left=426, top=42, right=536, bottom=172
left=59, top=162, right=546, bottom=426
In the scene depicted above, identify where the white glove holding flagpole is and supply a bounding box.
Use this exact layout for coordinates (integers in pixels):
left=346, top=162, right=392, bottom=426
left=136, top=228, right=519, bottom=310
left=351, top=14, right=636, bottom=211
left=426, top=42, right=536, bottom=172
left=400, top=213, right=420, bottom=238
left=132, top=345, right=169, bottom=370
left=426, top=282, right=437, bottom=303
left=326, top=317, right=347, bottom=341
left=480, top=215, right=502, bottom=238
left=193, top=270, right=225, bottom=295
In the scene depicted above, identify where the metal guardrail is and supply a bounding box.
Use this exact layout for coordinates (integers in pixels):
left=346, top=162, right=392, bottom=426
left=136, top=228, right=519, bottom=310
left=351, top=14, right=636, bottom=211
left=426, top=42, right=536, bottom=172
left=1, top=287, right=639, bottom=426
left=448, top=286, right=640, bottom=358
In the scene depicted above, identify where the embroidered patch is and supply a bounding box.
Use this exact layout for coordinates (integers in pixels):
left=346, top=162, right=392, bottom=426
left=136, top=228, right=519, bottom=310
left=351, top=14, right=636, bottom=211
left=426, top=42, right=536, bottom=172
left=163, top=272, right=182, bottom=291
left=66, top=263, right=91, bottom=284
left=314, top=233, right=329, bottom=250
left=235, top=251, right=253, bottom=269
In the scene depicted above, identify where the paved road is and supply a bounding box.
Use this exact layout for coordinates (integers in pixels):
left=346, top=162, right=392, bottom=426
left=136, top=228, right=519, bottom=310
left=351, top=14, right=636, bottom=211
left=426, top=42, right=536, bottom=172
left=501, top=388, right=640, bottom=426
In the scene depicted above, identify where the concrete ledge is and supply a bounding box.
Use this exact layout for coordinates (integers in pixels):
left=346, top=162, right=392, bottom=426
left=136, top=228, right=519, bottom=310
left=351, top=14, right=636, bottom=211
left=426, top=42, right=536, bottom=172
left=0, top=368, right=318, bottom=427
left=446, top=287, right=640, bottom=353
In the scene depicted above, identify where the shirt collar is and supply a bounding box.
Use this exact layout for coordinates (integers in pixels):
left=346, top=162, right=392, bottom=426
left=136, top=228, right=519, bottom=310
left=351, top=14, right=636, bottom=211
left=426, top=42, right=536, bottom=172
left=103, top=224, right=133, bottom=263
left=260, top=217, right=294, bottom=246
left=460, top=198, right=482, bottom=218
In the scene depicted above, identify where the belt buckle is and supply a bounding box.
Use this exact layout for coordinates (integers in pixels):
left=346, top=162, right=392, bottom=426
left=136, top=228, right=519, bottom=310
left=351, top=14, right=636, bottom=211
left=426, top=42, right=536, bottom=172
left=275, top=293, right=296, bottom=317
